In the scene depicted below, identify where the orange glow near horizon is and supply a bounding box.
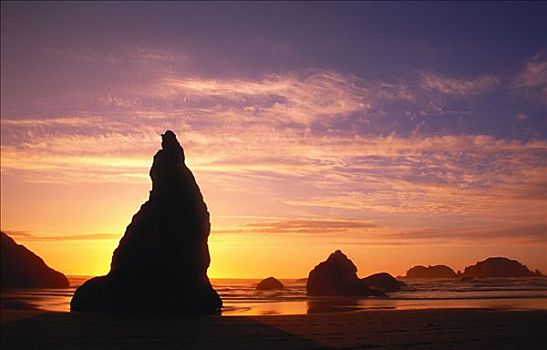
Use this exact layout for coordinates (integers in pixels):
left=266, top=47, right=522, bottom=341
left=7, top=233, right=547, bottom=279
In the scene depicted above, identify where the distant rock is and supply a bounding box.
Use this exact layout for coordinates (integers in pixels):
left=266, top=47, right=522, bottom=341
left=362, top=272, right=405, bottom=293
left=71, top=131, right=222, bottom=314
left=406, top=265, right=457, bottom=278
left=1, top=231, right=69, bottom=288
left=462, top=257, right=537, bottom=278
left=256, top=277, right=284, bottom=290
left=306, top=250, right=383, bottom=297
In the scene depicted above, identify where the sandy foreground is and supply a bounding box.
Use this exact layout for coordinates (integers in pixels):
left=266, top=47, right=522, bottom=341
left=1, top=308, right=546, bottom=349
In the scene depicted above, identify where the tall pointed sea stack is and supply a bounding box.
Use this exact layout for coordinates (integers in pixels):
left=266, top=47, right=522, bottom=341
left=71, top=131, right=222, bottom=314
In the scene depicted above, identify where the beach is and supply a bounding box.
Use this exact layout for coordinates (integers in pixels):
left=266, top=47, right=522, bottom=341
left=2, top=277, right=547, bottom=348
left=2, top=308, right=546, bottom=349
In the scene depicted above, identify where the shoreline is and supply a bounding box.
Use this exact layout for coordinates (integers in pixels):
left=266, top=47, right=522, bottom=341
left=2, top=307, right=546, bottom=349
left=2, top=290, right=547, bottom=316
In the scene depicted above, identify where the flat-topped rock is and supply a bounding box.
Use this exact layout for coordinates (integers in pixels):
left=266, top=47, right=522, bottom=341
left=362, top=272, right=405, bottom=293
left=406, top=265, right=458, bottom=278
left=462, top=257, right=538, bottom=278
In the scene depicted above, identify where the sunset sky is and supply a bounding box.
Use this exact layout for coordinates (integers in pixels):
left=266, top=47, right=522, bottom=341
left=1, top=2, right=546, bottom=278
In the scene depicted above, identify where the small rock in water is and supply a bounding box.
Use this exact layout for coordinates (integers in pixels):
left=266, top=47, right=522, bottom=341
left=362, top=272, right=405, bottom=293
left=256, top=277, right=284, bottom=290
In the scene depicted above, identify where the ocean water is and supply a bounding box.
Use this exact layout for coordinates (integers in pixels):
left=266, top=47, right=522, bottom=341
left=2, top=276, right=546, bottom=316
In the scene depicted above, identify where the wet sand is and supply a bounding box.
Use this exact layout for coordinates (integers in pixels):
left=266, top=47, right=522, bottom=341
left=2, top=308, right=546, bottom=349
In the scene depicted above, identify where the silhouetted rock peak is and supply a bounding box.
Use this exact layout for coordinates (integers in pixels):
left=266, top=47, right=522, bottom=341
left=1, top=231, right=69, bottom=289
left=306, top=250, right=383, bottom=297
left=406, top=265, right=458, bottom=278
left=256, top=277, right=284, bottom=290
left=161, top=130, right=184, bottom=157
left=462, top=257, right=536, bottom=278
left=362, top=272, right=405, bottom=293
left=324, top=249, right=358, bottom=274
left=71, top=131, right=222, bottom=314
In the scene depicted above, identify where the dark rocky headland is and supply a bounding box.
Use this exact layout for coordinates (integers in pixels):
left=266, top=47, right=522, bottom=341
left=1, top=231, right=69, bottom=288
left=462, top=257, right=540, bottom=278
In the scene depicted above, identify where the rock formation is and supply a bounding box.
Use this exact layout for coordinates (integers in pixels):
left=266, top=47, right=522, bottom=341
left=362, top=272, right=405, bottom=293
left=1, top=231, right=69, bottom=288
left=71, top=130, right=222, bottom=314
left=306, top=250, right=383, bottom=296
left=256, top=277, right=284, bottom=290
left=461, top=257, right=537, bottom=278
left=406, top=265, right=458, bottom=278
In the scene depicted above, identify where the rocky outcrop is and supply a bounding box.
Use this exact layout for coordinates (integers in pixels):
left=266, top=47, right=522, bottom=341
left=362, top=272, right=405, bottom=293
left=462, top=257, right=537, bottom=278
left=306, top=250, right=383, bottom=296
left=1, top=232, right=69, bottom=288
left=71, top=131, right=222, bottom=314
left=406, top=265, right=458, bottom=278
left=256, top=277, right=284, bottom=290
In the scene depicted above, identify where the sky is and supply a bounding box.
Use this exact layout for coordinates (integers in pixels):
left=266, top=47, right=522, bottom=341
left=1, top=2, right=546, bottom=278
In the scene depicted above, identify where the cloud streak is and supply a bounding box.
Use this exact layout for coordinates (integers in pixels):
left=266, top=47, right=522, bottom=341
left=421, top=72, right=499, bottom=97
left=4, top=230, right=120, bottom=241
left=514, top=51, right=547, bottom=104
left=215, top=219, right=379, bottom=235
left=46, top=47, right=187, bottom=65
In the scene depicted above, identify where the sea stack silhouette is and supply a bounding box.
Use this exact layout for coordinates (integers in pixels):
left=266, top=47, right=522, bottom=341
left=307, top=250, right=404, bottom=296
left=461, top=257, right=539, bottom=278
left=406, top=265, right=458, bottom=278
left=307, top=250, right=382, bottom=296
left=71, top=130, right=222, bottom=314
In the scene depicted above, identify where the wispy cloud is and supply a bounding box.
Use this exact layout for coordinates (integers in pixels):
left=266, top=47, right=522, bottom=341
left=1, top=116, right=102, bottom=127
left=3, top=230, right=120, bottom=241
left=213, top=219, right=546, bottom=245
left=2, top=66, right=545, bottom=246
left=514, top=51, right=547, bottom=103
left=421, top=72, right=499, bottom=97
left=46, top=48, right=123, bottom=64
left=215, top=219, right=379, bottom=235
left=46, top=47, right=187, bottom=65
left=3, top=123, right=545, bottom=240
left=390, top=224, right=546, bottom=244
left=158, top=71, right=370, bottom=125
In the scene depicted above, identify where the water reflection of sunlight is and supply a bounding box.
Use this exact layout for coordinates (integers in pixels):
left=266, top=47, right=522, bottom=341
left=307, top=297, right=361, bottom=314
left=3, top=277, right=547, bottom=315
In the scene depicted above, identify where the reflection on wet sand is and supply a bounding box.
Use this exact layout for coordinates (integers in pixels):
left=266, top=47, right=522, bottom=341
left=307, top=297, right=362, bottom=314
